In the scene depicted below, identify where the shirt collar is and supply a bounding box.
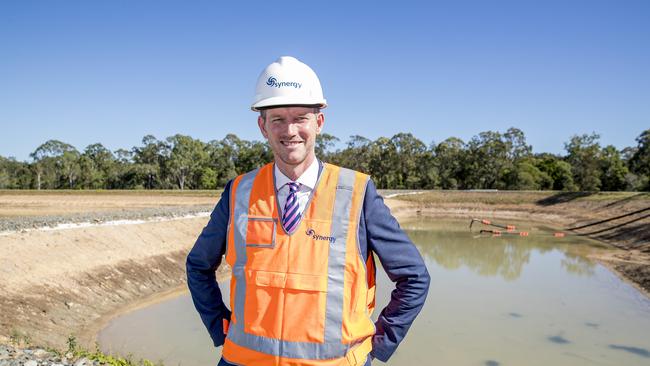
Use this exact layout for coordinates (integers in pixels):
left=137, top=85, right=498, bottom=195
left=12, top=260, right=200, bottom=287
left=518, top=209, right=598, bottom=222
left=274, top=158, right=319, bottom=191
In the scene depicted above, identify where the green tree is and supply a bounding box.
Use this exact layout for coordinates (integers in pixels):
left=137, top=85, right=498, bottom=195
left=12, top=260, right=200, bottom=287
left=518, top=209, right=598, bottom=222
left=367, top=137, right=398, bottom=189
left=60, top=150, right=81, bottom=188
left=78, top=143, right=116, bottom=189
left=199, top=167, right=218, bottom=189
left=0, top=156, right=31, bottom=189
left=133, top=135, right=166, bottom=189
left=434, top=137, right=465, bottom=189
left=534, top=154, right=577, bottom=191
left=329, top=135, right=372, bottom=174
left=628, top=129, right=650, bottom=190
left=165, top=134, right=208, bottom=190
left=565, top=133, right=602, bottom=191
left=599, top=145, right=628, bottom=191
left=237, top=140, right=273, bottom=173
left=389, top=133, right=428, bottom=189
left=30, top=140, right=78, bottom=189
left=505, top=158, right=551, bottom=190
left=464, top=131, right=510, bottom=189
left=504, top=127, right=532, bottom=161
left=206, top=137, right=238, bottom=187
left=315, top=133, right=339, bottom=161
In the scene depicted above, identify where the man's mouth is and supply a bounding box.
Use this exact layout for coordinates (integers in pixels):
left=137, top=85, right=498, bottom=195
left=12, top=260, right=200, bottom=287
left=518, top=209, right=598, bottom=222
left=281, top=141, right=303, bottom=146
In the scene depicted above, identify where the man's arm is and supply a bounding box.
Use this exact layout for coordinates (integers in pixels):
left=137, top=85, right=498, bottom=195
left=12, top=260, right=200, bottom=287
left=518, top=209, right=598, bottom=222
left=361, top=179, right=431, bottom=362
left=186, top=180, right=232, bottom=348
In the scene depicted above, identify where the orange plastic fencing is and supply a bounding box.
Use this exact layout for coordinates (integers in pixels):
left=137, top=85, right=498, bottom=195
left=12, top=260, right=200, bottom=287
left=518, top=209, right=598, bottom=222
left=472, top=218, right=567, bottom=239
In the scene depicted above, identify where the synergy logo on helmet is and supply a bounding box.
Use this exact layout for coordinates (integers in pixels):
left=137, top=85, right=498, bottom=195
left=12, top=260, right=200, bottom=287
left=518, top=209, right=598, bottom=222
left=305, top=228, right=336, bottom=243
left=266, top=76, right=302, bottom=89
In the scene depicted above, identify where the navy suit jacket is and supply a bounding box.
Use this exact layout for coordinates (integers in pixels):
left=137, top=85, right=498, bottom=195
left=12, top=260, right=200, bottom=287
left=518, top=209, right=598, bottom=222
left=186, top=164, right=430, bottom=362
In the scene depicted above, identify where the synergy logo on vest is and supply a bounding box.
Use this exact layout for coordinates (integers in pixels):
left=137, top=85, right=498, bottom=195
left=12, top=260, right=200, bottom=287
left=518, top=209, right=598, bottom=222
left=305, top=229, right=336, bottom=243
left=266, top=76, right=302, bottom=89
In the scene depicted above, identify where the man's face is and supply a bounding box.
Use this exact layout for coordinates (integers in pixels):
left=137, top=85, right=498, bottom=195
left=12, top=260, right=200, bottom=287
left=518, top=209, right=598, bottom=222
left=258, top=106, right=324, bottom=169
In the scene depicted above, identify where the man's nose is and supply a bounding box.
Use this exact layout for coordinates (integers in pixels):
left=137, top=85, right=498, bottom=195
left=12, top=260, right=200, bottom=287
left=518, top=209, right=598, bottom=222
left=285, top=121, right=298, bottom=135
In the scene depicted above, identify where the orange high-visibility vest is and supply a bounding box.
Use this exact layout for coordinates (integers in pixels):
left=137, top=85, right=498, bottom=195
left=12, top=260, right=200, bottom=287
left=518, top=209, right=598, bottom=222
left=223, top=162, right=377, bottom=366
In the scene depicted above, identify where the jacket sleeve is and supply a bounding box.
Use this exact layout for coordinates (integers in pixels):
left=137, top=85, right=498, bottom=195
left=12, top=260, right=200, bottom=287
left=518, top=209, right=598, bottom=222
left=186, top=180, right=232, bottom=348
left=362, top=179, right=431, bottom=362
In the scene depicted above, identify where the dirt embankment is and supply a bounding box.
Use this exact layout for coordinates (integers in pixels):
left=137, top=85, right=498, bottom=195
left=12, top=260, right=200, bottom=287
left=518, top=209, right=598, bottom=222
left=0, top=192, right=225, bottom=349
left=0, top=190, right=648, bottom=350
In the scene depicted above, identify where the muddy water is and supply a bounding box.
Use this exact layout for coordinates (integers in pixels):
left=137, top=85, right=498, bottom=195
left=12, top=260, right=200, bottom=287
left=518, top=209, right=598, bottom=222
left=98, top=219, right=650, bottom=366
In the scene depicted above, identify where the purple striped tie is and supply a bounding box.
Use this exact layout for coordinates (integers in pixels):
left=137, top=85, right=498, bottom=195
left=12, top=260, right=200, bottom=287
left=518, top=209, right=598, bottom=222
left=282, top=182, right=301, bottom=233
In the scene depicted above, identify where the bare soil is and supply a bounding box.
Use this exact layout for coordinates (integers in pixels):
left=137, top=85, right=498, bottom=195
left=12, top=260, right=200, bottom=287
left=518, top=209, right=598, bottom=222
left=0, top=190, right=648, bottom=350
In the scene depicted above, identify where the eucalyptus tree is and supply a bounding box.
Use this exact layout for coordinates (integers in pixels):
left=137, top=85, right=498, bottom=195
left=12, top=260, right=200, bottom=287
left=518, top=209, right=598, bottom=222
left=78, top=143, right=116, bottom=189
left=534, top=154, right=577, bottom=191
left=165, top=134, right=209, bottom=190
left=464, top=131, right=510, bottom=189
left=434, top=137, right=465, bottom=189
left=0, top=156, right=31, bottom=189
left=132, top=135, right=165, bottom=189
left=599, top=145, right=628, bottom=191
left=315, top=133, right=339, bottom=161
left=329, top=135, right=372, bottom=175
left=503, top=127, right=532, bottom=161
left=29, top=140, right=79, bottom=189
left=504, top=157, right=551, bottom=190
left=628, top=129, right=649, bottom=190
left=367, top=136, right=398, bottom=189
left=565, top=133, right=602, bottom=191
left=389, top=133, right=428, bottom=189
left=206, top=137, right=238, bottom=188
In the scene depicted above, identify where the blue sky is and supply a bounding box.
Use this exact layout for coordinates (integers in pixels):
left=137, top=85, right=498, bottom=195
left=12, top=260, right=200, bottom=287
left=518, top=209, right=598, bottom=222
left=1, top=0, right=648, bottom=161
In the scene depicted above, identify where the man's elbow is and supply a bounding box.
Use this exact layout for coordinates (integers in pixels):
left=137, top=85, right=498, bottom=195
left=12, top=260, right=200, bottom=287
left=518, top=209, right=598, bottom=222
left=185, top=250, right=205, bottom=286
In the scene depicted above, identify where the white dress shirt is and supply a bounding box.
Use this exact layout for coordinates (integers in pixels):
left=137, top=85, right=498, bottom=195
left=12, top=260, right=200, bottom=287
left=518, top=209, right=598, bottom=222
left=275, top=159, right=319, bottom=217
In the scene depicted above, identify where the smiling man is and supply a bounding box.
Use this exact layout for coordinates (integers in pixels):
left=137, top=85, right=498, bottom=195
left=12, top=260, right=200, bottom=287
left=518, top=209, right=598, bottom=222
left=186, top=56, right=430, bottom=366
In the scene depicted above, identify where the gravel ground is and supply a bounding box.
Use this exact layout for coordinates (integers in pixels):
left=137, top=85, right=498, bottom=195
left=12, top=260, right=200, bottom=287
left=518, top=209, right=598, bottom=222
left=0, top=344, right=96, bottom=366
left=0, top=191, right=411, bottom=233
left=0, top=205, right=215, bottom=233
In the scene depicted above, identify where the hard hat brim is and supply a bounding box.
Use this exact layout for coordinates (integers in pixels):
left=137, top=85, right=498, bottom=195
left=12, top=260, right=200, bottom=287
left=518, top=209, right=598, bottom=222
left=251, top=96, right=327, bottom=112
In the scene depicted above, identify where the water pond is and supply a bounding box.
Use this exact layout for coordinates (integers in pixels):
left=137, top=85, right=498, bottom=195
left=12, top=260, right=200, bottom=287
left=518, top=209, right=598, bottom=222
left=98, top=219, right=650, bottom=366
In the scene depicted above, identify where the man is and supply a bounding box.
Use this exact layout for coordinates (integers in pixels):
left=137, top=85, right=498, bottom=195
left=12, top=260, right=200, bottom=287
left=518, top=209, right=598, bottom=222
left=186, top=56, right=430, bottom=366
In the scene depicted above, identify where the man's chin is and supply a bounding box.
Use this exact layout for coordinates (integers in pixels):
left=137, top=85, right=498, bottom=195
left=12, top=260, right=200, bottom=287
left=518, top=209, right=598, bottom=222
left=277, top=153, right=308, bottom=167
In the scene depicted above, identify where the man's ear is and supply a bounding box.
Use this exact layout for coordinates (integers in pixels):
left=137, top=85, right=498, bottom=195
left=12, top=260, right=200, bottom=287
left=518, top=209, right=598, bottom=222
left=258, top=115, right=269, bottom=139
left=315, top=112, right=325, bottom=134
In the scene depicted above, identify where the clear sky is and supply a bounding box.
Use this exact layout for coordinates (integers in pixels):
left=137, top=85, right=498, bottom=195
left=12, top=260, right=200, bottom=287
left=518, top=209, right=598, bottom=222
left=1, top=0, right=648, bottom=161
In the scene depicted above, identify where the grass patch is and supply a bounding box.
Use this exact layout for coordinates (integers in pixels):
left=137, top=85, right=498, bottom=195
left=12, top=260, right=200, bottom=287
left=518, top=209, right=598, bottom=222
left=57, top=336, right=163, bottom=366
left=6, top=332, right=163, bottom=366
left=391, top=190, right=650, bottom=206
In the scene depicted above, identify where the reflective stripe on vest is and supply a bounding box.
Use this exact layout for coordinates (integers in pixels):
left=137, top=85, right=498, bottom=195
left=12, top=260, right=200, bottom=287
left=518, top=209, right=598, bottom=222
left=227, top=165, right=362, bottom=360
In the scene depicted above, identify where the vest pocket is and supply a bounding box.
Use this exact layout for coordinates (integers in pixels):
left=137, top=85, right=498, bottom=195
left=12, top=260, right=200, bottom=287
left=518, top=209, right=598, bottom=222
left=246, top=217, right=276, bottom=248
left=253, top=270, right=327, bottom=292
left=245, top=270, right=328, bottom=343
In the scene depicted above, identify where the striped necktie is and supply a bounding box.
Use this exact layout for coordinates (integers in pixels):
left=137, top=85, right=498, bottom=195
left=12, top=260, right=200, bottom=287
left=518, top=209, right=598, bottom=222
left=282, top=182, right=301, bottom=233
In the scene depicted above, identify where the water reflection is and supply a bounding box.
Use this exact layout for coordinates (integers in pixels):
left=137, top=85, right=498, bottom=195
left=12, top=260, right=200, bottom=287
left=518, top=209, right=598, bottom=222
left=404, top=218, right=599, bottom=280
left=561, top=255, right=595, bottom=277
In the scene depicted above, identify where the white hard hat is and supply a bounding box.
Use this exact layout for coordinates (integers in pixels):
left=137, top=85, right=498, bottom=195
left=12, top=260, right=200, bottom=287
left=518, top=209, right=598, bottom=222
left=251, top=56, right=327, bottom=111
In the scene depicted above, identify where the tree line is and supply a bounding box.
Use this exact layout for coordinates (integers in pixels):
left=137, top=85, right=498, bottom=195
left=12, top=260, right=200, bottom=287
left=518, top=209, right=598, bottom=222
left=1, top=128, right=648, bottom=191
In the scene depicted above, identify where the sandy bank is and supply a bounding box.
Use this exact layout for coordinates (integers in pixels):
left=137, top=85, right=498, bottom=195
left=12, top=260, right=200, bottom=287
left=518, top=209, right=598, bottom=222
left=0, top=213, right=223, bottom=349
